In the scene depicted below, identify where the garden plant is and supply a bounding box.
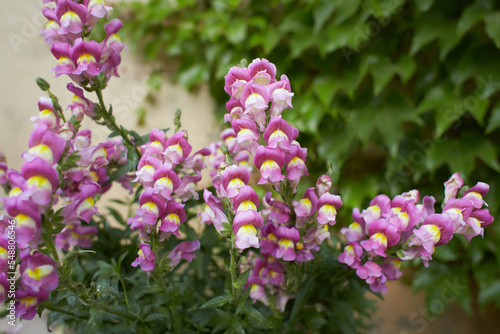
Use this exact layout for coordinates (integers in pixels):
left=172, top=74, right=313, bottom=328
left=0, top=1, right=498, bottom=333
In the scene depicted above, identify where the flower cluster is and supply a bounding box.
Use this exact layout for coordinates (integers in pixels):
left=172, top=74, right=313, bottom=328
left=42, top=0, right=124, bottom=88
left=127, top=129, right=204, bottom=272
left=0, top=97, right=66, bottom=318
left=200, top=59, right=343, bottom=309
left=0, top=0, right=128, bottom=320
left=338, top=173, right=493, bottom=293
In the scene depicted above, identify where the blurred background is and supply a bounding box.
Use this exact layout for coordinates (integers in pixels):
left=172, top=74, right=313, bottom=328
left=1, top=0, right=500, bottom=333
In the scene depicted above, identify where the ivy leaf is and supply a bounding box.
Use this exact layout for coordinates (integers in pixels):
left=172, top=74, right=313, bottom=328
left=425, top=132, right=500, bottom=176
left=290, top=28, right=319, bottom=59
left=313, top=0, right=336, bottom=33
left=484, top=12, right=500, bottom=48
left=312, top=76, right=339, bottom=107
left=456, top=1, right=492, bottom=38
left=410, top=14, right=459, bottom=59
left=321, top=17, right=360, bottom=55
left=226, top=19, right=247, bottom=45
left=178, top=64, right=209, bottom=90
left=485, top=101, right=500, bottom=134
left=340, top=176, right=379, bottom=209
left=414, top=0, right=434, bottom=15
left=368, top=55, right=398, bottom=95
left=333, top=0, right=362, bottom=25
left=465, top=97, right=489, bottom=126
left=396, top=55, right=417, bottom=84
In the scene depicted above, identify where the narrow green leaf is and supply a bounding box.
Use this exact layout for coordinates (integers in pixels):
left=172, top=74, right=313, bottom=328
left=243, top=306, right=273, bottom=329
left=145, top=313, right=167, bottom=322
left=290, top=277, right=314, bottom=320
left=199, top=295, right=231, bottom=309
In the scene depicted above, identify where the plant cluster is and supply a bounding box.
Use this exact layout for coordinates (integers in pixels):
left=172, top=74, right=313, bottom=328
left=118, top=0, right=500, bottom=315
left=0, top=1, right=497, bottom=333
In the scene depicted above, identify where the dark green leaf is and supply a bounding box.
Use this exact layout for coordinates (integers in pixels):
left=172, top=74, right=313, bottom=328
left=199, top=294, right=231, bottom=309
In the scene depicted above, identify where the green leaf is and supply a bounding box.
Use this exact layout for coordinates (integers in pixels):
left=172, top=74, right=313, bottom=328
left=465, top=97, right=489, bottom=126
left=396, top=55, right=416, bottom=84
left=340, top=176, right=379, bottom=209
left=313, top=1, right=336, bottom=33
left=333, top=0, right=362, bottom=24
left=414, top=0, right=434, bottom=14
left=243, top=306, right=273, bottom=329
left=312, top=76, right=339, bottom=107
left=457, top=1, right=493, bottom=38
left=425, top=132, right=500, bottom=176
left=410, top=14, right=459, bottom=59
left=368, top=55, right=398, bottom=95
left=233, top=269, right=251, bottom=291
left=485, top=101, right=500, bottom=134
left=226, top=19, right=247, bottom=45
left=290, top=277, right=314, bottom=320
left=199, top=295, right=231, bottom=309
left=145, top=313, right=167, bottom=322
left=178, top=65, right=208, bottom=90
left=484, top=12, right=500, bottom=48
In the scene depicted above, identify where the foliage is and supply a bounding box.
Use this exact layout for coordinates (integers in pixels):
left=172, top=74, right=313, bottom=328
left=118, top=0, right=500, bottom=318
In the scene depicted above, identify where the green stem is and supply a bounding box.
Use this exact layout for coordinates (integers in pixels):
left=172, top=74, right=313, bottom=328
left=229, top=233, right=239, bottom=307
left=119, top=275, right=131, bottom=311
left=44, top=303, right=89, bottom=320
left=41, top=214, right=61, bottom=266
left=95, top=88, right=136, bottom=150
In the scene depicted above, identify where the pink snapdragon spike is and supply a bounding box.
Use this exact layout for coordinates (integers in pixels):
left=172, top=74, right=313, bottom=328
left=158, top=201, right=186, bottom=237
left=233, top=210, right=263, bottom=250
left=20, top=251, right=58, bottom=293
left=230, top=118, right=260, bottom=154
left=167, top=240, right=201, bottom=267
left=55, top=0, right=88, bottom=35
left=463, top=182, right=489, bottom=209
left=15, top=288, right=50, bottom=320
left=55, top=222, right=98, bottom=250
left=317, top=193, right=343, bottom=225
left=134, top=155, right=163, bottom=187
left=443, top=172, right=463, bottom=205
left=84, top=0, right=113, bottom=27
left=61, top=181, right=100, bottom=223
left=152, top=165, right=181, bottom=200
left=293, top=187, right=318, bottom=219
left=164, top=131, right=192, bottom=166
left=285, top=144, right=308, bottom=190
left=135, top=188, right=167, bottom=227
left=339, top=173, right=493, bottom=293
left=41, top=8, right=65, bottom=44
left=263, top=116, right=298, bottom=150
left=248, top=58, right=277, bottom=85
left=273, top=226, right=300, bottom=261
left=224, top=66, right=252, bottom=99
left=199, top=189, right=227, bottom=234
left=254, top=145, right=285, bottom=186
left=268, top=75, right=294, bottom=116
left=241, top=83, right=270, bottom=131
left=221, top=164, right=250, bottom=198
left=67, top=83, right=95, bottom=119
left=131, top=243, right=156, bottom=272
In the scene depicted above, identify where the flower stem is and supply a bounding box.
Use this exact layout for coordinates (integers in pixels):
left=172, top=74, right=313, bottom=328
left=229, top=233, right=239, bottom=307
left=94, top=88, right=137, bottom=152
